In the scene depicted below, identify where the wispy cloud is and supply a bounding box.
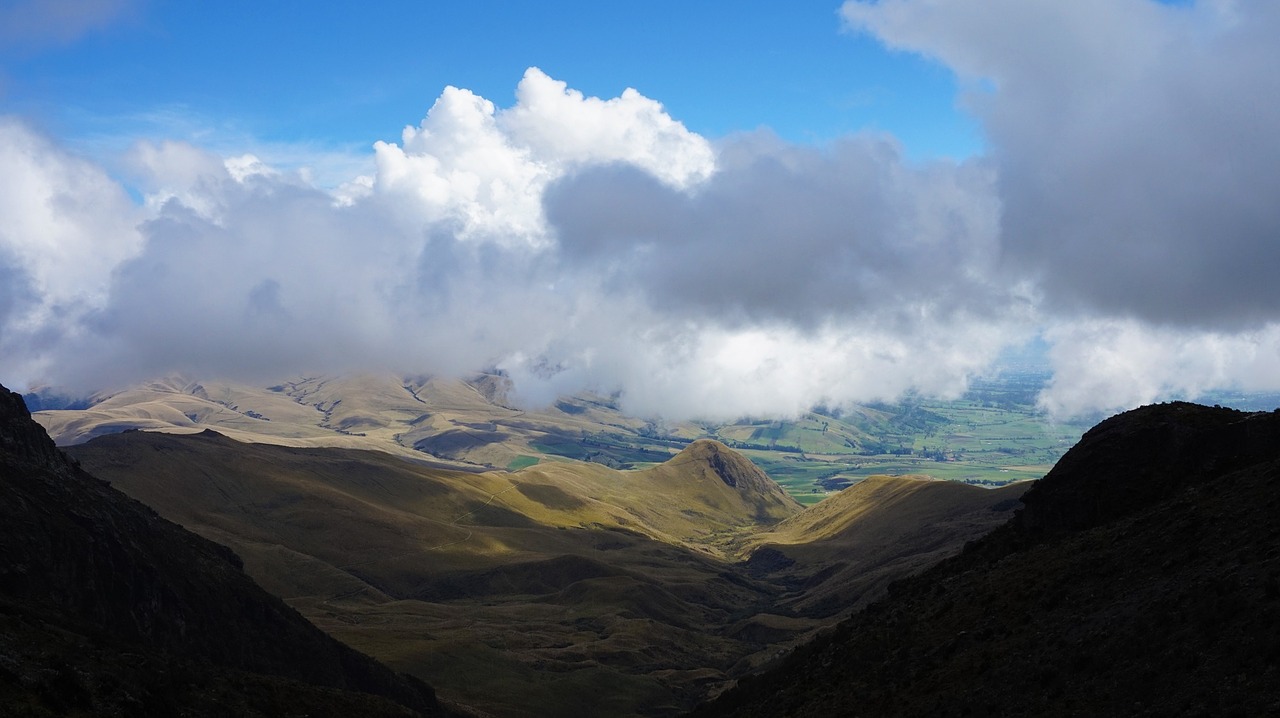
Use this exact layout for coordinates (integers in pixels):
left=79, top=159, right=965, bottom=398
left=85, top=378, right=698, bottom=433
left=0, top=0, right=140, bottom=50
left=59, top=104, right=377, bottom=191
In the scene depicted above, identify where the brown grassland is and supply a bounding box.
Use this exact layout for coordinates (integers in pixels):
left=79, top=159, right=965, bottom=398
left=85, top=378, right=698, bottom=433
left=71, top=424, right=1022, bottom=716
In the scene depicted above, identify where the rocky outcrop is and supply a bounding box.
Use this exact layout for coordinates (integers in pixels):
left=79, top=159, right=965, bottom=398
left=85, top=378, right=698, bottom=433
left=0, top=383, right=450, bottom=716
left=0, top=384, right=64, bottom=467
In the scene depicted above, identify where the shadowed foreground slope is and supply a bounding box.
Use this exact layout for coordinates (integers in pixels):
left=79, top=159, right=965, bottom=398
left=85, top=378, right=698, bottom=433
left=741, top=475, right=1026, bottom=618
left=692, top=402, right=1280, bottom=717
left=0, top=384, right=452, bottom=717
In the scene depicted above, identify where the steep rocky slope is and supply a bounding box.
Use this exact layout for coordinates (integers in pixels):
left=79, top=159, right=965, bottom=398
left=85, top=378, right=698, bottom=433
left=0, top=384, right=451, bottom=717
left=692, top=402, right=1280, bottom=717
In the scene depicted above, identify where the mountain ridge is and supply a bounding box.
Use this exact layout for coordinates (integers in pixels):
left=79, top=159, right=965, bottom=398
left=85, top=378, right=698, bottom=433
left=0, top=383, right=453, bottom=716
left=740, top=474, right=1027, bottom=618
left=690, top=402, right=1280, bottom=717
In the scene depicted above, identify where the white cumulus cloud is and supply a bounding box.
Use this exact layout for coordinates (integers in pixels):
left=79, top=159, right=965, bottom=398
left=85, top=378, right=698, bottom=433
left=0, top=119, right=143, bottom=383
left=1038, top=319, right=1280, bottom=418
left=372, top=67, right=714, bottom=244
left=4, top=32, right=1280, bottom=421
left=0, top=69, right=1028, bottom=416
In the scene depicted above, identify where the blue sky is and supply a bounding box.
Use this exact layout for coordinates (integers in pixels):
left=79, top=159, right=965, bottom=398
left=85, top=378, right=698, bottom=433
left=2, top=0, right=1279, bottom=420
left=1, top=1, right=978, bottom=164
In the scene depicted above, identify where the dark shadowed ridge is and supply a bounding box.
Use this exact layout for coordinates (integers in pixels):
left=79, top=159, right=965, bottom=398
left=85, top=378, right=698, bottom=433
left=0, top=384, right=457, bottom=717
left=691, top=402, right=1280, bottom=717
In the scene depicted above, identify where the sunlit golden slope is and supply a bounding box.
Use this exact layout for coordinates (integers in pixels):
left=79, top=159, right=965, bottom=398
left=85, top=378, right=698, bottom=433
left=34, top=373, right=705, bottom=470
left=34, top=376, right=426, bottom=453
left=69, top=429, right=801, bottom=716
left=508, top=439, right=802, bottom=548
left=743, top=474, right=1028, bottom=617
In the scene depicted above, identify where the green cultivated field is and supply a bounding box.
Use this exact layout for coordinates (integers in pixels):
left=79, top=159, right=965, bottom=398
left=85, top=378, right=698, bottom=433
left=519, top=371, right=1096, bottom=504
left=694, top=373, right=1091, bottom=503
left=506, top=455, right=541, bottom=471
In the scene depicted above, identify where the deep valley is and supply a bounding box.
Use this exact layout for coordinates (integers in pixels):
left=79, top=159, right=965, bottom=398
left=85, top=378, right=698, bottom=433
left=9, top=376, right=1280, bottom=717
left=67, top=426, right=1021, bottom=716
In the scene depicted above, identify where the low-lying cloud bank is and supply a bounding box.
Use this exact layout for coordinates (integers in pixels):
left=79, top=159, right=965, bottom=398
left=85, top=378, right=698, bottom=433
left=4, top=1, right=1280, bottom=420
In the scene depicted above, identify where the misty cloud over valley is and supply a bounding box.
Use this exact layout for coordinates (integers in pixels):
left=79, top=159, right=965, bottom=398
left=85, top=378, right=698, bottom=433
left=3, top=1, right=1279, bottom=420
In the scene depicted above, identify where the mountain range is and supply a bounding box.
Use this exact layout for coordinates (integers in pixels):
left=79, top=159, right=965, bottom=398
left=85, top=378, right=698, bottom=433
left=28, top=372, right=1080, bottom=501
left=30, top=374, right=707, bottom=469
left=67, top=424, right=1019, bottom=716
left=10, top=374, right=1279, bottom=716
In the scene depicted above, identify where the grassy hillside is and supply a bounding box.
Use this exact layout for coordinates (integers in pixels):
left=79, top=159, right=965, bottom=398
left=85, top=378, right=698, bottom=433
left=70, top=430, right=799, bottom=716
left=741, top=476, right=1027, bottom=617
left=71, top=429, right=1017, bottom=717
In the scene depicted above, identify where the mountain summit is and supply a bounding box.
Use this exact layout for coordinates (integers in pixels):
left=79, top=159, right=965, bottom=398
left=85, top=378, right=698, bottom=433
left=652, top=438, right=802, bottom=524
left=676, top=438, right=775, bottom=490
left=1015, top=401, right=1280, bottom=535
